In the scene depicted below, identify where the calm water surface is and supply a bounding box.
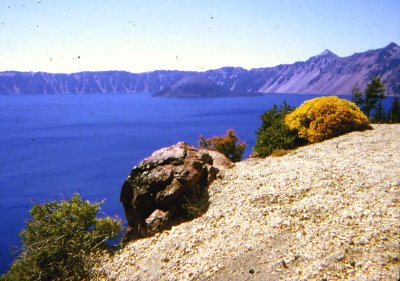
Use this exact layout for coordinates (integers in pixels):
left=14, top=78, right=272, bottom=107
left=0, top=93, right=395, bottom=273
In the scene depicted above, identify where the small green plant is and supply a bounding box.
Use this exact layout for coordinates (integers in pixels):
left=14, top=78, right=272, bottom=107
left=1, top=193, right=122, bottom=281
left=199, top=129, right=246, bottom=162
left=253, top=102, right=305, bottom=157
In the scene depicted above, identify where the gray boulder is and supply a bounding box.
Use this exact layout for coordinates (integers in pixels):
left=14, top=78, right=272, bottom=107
left=120, top=142, right=232, bottom=242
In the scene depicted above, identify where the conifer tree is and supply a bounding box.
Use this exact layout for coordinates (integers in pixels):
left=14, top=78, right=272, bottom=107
left=372, top=101, right=387, bottom=123
left=352, top=76, right=385, bottom=118
left=388, top=97, right=400, bottom=123
left=352, top=84, right=364, bottom=108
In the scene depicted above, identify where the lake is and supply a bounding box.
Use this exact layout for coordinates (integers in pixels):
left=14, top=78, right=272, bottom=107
left=0, top=93, right=395, bottom=273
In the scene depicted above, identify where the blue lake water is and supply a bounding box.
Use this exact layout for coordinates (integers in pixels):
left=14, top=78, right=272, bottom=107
left=0, top=93, right=396, bottom=273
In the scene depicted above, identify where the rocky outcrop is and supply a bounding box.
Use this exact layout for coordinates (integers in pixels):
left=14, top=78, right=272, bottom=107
left=97, top=125, right=400, bottom=281
left=1, top=42, right=399, bottom=96
left=120, top=142, right=232, bottom=241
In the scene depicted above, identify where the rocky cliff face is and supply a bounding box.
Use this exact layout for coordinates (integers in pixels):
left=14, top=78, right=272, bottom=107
left=205, top=43, right=400, bottom=96
left=1, top=43, right=399, bottom=96
left=0, top=70, right=192, bottom=95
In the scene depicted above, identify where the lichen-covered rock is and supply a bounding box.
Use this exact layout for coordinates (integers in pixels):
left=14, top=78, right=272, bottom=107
left=120, top=142, right=231, bottom=241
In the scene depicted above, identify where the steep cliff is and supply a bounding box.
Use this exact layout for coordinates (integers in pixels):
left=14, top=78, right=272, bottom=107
left=205, top=42, right=400, bottom=95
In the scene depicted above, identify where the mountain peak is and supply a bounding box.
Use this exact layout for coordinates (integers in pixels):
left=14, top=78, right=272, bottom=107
left=308, top=49, right=338, bottom=61
left=317, top=49, right=338, bottom=58
left=386, top=42, right=399, bottom=49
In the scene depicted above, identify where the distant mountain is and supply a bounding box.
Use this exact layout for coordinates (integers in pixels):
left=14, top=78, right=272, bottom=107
left=153, top=75, right=259, bottom=97
left=0, top=70, right=192, bottom=95
left=204, top=42, right=400, bottom=96
left=1, top=43, right=399, bottom=96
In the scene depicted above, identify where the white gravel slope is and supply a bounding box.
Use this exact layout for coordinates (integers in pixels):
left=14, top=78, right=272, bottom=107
left=97, top=125, right=400, bottom=281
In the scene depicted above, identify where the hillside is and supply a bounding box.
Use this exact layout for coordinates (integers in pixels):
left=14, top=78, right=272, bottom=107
left=1, top=43, right=399, bottom=96
left=204, top=42, right=400, bottom=96
left=153, top=75, right=240, bottom=97
left=95, top=124, right=400, bottom=280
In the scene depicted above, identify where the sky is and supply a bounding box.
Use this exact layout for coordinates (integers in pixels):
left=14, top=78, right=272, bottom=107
left=0, top=0, right=399, bottom=73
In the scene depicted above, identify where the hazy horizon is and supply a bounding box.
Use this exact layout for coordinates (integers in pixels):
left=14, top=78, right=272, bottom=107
left=1, top=0, right=399, bottom=73
left=0, top=41, right=398, bottom=75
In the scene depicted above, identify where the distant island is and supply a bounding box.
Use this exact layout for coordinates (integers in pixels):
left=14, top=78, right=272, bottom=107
left=152, top=75, right=261, bottom=97
left=0, top=42, right=399, bottom=96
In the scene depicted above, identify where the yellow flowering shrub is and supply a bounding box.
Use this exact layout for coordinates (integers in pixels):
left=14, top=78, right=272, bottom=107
left=285, top=96, right=371, bottom=143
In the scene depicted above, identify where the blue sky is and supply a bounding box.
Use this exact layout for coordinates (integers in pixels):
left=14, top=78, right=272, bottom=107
left=0, top=0, right=399, bottom=73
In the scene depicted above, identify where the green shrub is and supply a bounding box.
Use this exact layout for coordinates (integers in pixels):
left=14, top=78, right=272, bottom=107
left=285, top=96, right=371, bottom=143
left=1, top=193, right=121, bottom=281
left=253, top=102, right=305, bottom=157
left=199, top=129, right=246, bottom=162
